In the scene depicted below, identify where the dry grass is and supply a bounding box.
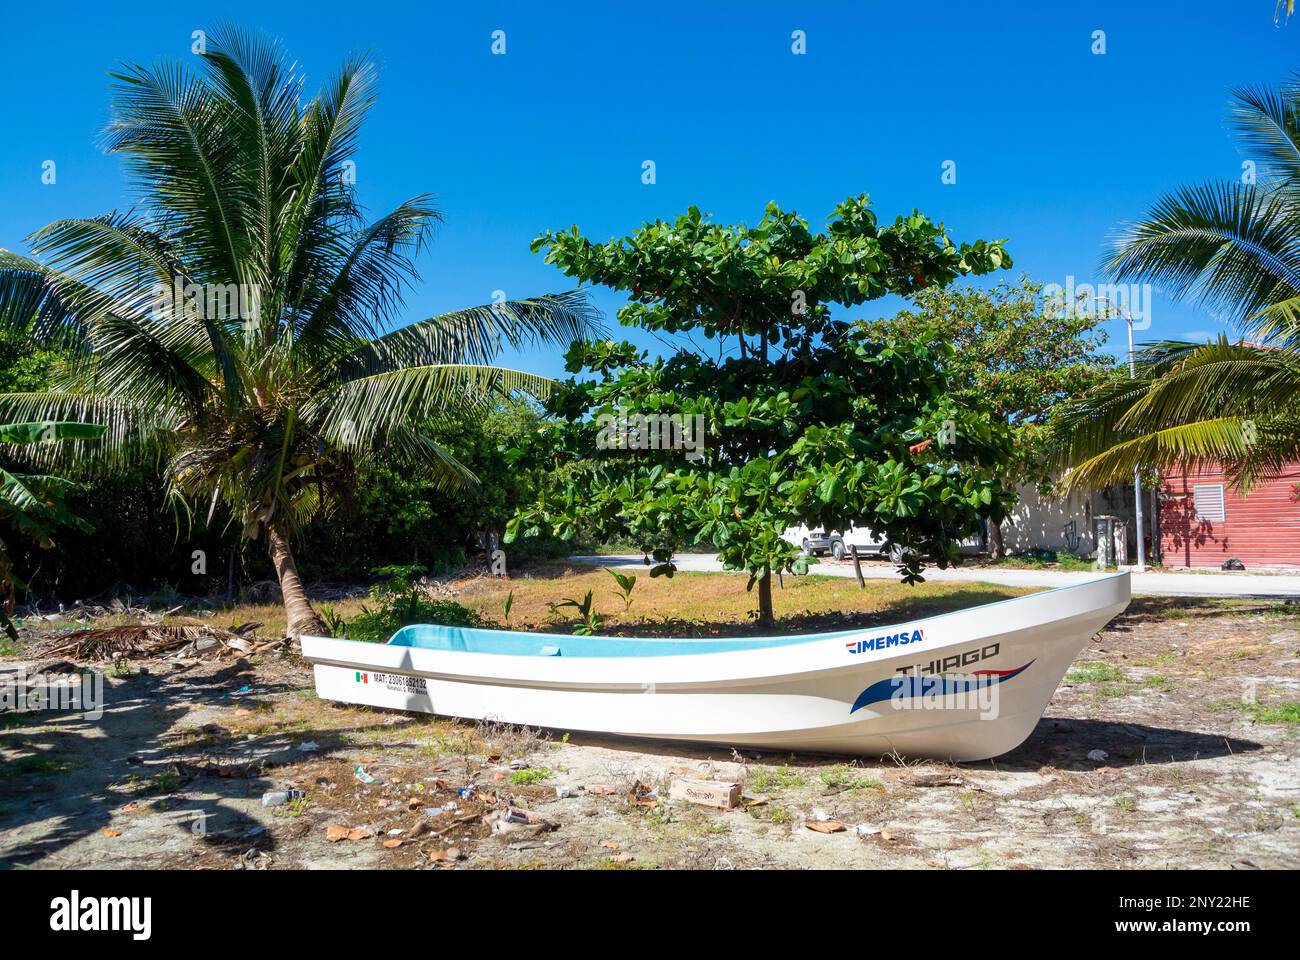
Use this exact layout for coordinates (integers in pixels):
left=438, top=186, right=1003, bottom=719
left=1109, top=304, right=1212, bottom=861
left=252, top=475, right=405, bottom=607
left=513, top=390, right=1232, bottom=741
left=133, top=563, right=1032, bottom=640
left=451, top=563, right=1031, bottom=636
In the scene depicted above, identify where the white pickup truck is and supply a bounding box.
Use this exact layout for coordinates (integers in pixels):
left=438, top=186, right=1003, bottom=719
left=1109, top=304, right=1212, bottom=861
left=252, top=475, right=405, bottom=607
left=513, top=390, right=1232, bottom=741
left=782, top=523, right=983, bottom=561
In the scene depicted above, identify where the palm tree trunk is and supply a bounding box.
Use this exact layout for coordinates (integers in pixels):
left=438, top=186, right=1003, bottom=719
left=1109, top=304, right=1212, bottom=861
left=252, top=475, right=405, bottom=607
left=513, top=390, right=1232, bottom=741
left=266, top=522, right=327, bottom=640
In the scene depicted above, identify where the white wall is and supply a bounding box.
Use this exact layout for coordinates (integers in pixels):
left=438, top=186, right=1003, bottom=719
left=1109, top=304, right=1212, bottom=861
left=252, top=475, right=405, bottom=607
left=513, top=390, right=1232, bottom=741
left=1000, top=483, right=1136, bottom=558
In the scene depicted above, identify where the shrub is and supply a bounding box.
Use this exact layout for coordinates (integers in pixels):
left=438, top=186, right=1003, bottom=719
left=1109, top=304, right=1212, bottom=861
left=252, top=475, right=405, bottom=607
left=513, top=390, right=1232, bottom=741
left=339, top=565, right=497, bottom=642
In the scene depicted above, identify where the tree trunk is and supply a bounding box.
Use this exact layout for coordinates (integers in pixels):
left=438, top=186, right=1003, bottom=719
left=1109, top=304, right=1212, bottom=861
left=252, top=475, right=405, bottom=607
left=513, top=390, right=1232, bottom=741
left=756, top=568, right=774, bottom=629
left=266, top=522, right=327, bottom=640
left=987, top=520, right=1006, bottom=560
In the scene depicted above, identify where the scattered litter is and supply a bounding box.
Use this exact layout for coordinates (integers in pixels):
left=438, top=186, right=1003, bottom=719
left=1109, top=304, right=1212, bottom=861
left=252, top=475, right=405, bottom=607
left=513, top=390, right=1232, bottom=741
left=741, top=794, right=770, bottom=808
left=810, top=807, right=831, bottom=822
left=235, top=685, right=252, bottom=695
left=555, top=786, right=573, bottom=799
left=456, top=786, right=474, bottom=799
left=325, top=825, right=373, bottom=842
left=508, top=759, right=529, bottom=771
left=626, top=780, right=657, bottom=808
left=382, top=838, right=403, bottom=849
left=488, top=808, right=556, bottom=836
left=298, top=741, right=320, bottom=753
left=261, top=789, right=304, bottom=808
left=99, top=828, right=122, bottom=838
left=806, top=820, right=847, bottom=834
left=429, top=847, right=463, bottom=863
left=353, top=764, right=380, bottom=785
left=588, top=785, right=617, bottom=796
left=853, top=823, right=882, bottom=837
left=601, top=840, right=620, bottom=850
left=1087, top=749, right=1109, bottom=762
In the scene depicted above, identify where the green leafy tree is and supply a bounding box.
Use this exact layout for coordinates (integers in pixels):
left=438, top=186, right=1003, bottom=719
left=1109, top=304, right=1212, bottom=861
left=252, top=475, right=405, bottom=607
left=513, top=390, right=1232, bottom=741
left=1061, top=76, right=1300, bottom=490
left=862, top=277, right=1112, bottom=557
left=507, top=197, right=1017, bottom=626
left=0, top=421, right=106, bottom=638
left=0, top=29, right=600, bottom=638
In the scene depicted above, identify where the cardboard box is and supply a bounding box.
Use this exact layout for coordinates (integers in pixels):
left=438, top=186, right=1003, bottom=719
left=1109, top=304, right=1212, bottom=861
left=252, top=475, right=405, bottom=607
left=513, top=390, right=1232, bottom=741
left=668, top=777, right=742, bottom=810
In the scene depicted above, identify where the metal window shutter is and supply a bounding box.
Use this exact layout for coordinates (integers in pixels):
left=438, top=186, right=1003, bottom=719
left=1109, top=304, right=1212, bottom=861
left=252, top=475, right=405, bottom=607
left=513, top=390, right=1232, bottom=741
left=1193, top=483, right=1225, bottom=521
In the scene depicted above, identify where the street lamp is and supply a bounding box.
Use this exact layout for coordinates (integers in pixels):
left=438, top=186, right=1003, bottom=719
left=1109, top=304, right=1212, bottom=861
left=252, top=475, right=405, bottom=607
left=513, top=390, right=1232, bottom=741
left=1081, top=296, right=1147, bottom=573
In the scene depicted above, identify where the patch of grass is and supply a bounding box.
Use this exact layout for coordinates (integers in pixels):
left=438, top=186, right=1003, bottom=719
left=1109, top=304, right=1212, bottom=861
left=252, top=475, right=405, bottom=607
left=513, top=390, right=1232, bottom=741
left=749, top=764, right=807, bottom=793
left=1067, top=661, right=1127, bottom=684
left=0, top=638, right=23, bottom=657
left=990, top=551, right=1095, bottom=572
left=0, top=753, right=74, bottom=778
left=1114, top=796, right=1136, bottom=812
left=1243, top=701, right=1300, bottom=725
left=819, top=764, right=882, bottom=791
left=767, top=806, right=793, bottom=825
left=509, top=767, right=553, bottom=785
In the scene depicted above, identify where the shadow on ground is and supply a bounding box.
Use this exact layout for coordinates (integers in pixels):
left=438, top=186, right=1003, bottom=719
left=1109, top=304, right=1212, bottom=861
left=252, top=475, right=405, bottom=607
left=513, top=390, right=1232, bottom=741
left=0, top=661, right=350, bottom=868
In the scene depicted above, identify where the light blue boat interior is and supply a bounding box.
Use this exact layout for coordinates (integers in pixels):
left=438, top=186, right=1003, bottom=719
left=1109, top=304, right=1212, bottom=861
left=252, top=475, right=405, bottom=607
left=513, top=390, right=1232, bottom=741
left=388, top=622, right=871, bottom=658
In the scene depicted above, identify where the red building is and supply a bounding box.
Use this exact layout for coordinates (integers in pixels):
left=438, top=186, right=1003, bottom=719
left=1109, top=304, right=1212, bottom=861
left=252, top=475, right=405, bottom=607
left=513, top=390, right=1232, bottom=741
left=1159, top=464, right=1300, bottom=569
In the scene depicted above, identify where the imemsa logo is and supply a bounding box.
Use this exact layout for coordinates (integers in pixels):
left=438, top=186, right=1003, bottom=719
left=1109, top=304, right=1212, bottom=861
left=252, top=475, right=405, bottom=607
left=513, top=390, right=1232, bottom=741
left=845, top=628, right=924, bottom=655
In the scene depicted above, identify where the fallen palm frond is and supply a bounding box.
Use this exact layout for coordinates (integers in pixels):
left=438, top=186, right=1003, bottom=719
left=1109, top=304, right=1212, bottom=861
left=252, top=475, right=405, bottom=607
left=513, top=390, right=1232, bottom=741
left=30, top=622, right=282, bottom=662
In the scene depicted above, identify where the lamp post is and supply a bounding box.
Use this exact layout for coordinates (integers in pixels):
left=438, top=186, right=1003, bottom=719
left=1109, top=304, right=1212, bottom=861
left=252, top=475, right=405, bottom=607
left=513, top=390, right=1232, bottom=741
left=1126, top=314, right=1146, bottom=573
left=1084, top=296, right=1146, bottom=573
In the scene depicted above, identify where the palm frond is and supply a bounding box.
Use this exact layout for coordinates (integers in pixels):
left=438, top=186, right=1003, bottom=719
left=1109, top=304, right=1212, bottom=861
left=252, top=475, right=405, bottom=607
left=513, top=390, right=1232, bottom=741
left=328, top=291, right=604, bottom=379
left=307, top=364, right=552, bottom=453
left=101, top=58, right=251, bottom=283
left=1229, top=77, right=1300, bottom=187
left=1104, top=180, right=1300, bottom=325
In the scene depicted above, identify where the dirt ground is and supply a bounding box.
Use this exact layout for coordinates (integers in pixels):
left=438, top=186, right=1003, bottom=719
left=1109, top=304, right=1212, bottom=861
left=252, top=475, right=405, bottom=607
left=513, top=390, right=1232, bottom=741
left=2, top=586, right=1298, bottom=870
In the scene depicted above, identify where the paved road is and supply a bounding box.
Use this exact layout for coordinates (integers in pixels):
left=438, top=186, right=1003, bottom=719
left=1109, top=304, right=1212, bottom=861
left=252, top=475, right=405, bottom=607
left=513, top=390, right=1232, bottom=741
left=570, top=553, right=1300, bottom=599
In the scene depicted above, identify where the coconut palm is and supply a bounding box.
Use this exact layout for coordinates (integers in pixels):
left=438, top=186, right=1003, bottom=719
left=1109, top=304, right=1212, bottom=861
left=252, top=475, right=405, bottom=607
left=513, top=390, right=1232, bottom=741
left=0, top=28, right=601, bottom=638
left=1060, top=75, right=1300, bottom=491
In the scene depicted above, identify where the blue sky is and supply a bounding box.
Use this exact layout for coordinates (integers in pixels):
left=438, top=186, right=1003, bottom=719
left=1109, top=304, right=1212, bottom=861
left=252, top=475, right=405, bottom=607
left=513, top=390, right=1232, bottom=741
left=1, top=1, right=1296, bottom=377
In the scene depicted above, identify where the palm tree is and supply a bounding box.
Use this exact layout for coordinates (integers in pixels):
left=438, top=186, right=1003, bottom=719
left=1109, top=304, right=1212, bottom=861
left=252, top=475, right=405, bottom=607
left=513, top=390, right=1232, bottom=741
left=1060, top=75, right=1300, bottom=491
left=0, top=28, right=601, bottom=638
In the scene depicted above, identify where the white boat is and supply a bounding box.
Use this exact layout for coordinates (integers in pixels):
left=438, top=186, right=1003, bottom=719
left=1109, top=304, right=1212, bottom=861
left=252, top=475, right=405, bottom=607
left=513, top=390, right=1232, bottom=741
left=300, top=572, right=1130, bottom=761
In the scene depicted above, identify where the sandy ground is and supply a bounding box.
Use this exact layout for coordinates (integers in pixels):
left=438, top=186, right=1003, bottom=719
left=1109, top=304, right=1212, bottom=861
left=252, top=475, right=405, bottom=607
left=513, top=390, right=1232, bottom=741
left=1, top=596, right=1297, bottom=870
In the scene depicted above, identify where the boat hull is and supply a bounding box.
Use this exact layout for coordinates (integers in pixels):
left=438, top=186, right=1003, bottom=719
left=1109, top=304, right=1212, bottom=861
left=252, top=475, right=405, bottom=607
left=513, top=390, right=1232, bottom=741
left=302, top=573, right=1130, bottom=761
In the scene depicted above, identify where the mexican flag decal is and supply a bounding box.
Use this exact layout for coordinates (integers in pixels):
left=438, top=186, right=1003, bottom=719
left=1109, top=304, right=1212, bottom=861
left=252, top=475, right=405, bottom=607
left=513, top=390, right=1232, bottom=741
left=355, top=671, right=368, bottom=683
